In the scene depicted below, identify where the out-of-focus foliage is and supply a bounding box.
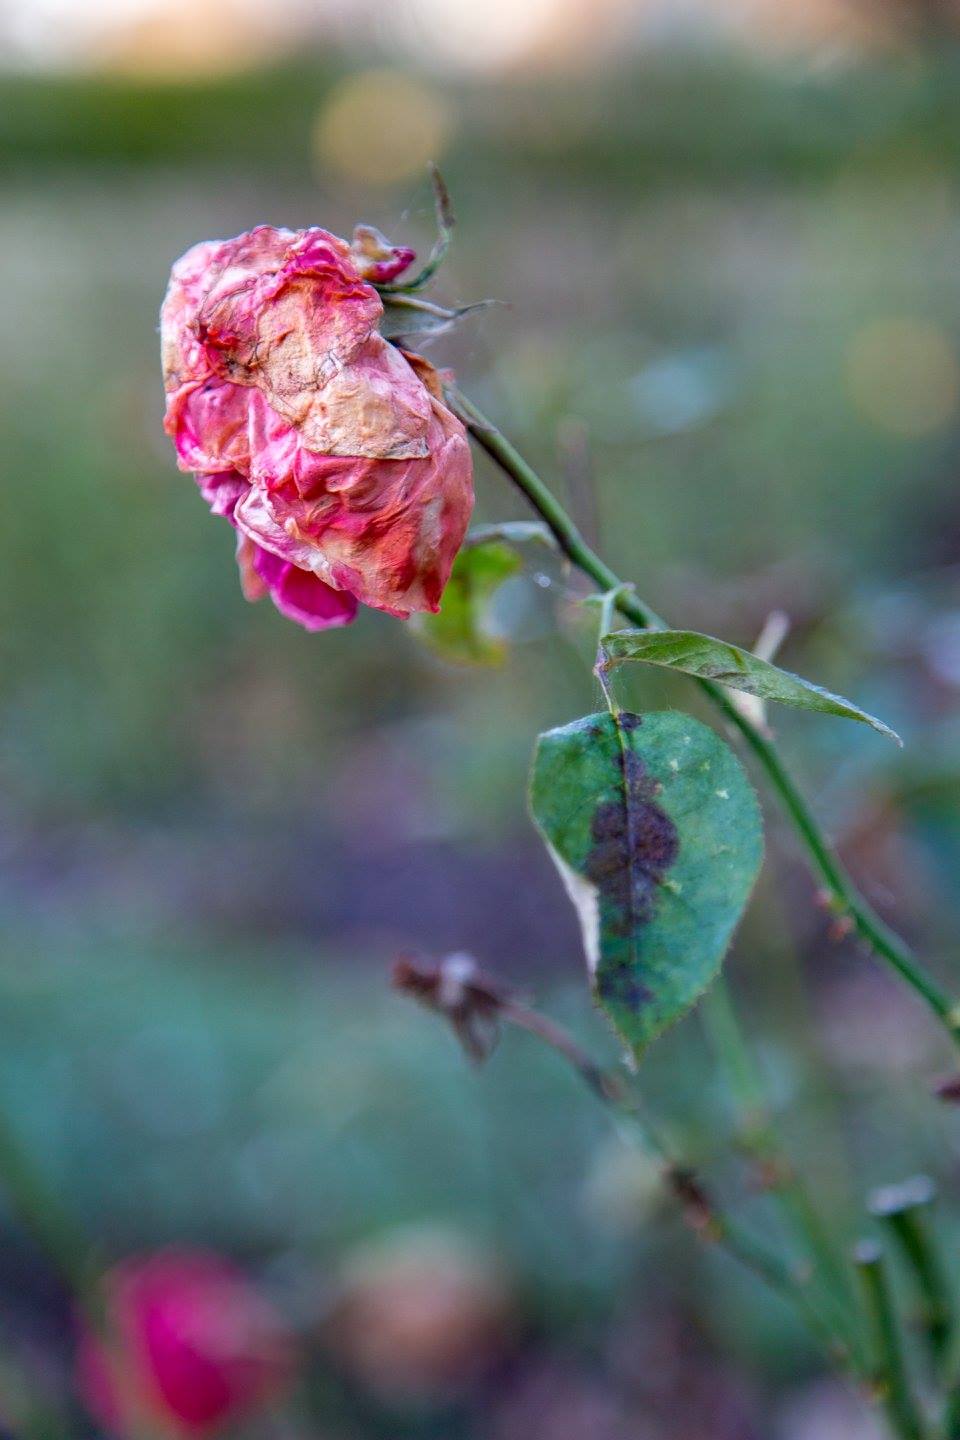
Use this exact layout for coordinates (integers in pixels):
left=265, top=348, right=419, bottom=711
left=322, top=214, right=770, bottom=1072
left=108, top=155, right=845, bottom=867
left=5, top=33, right=960, bottom=1439
left=413, top=541, right=521, bottom=665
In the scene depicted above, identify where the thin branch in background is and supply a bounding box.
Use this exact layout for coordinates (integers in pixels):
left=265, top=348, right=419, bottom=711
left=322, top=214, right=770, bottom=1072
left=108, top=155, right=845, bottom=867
left=392, top=952, right=861, bottom=1376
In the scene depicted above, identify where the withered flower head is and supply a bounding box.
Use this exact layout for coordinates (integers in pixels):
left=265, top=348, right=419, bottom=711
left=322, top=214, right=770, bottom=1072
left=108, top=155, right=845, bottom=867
left=391, top=952, right=516, bottom=1065
left=160, top=224, right=473, bottom=630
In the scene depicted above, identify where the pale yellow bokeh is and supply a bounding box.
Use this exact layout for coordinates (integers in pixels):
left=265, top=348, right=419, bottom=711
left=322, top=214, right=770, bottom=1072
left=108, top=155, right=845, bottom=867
left=846, top=318, right=960, bottom=437
left=314, top=70, right=452, bottom=187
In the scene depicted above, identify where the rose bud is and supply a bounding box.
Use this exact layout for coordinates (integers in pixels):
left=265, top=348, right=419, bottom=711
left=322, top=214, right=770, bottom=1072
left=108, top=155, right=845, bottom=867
left=76, top=1248, right=294, bottom=1436
left=160, top=225, right=473, bottom=631
left=323, top=1224, right=514, bottom=1405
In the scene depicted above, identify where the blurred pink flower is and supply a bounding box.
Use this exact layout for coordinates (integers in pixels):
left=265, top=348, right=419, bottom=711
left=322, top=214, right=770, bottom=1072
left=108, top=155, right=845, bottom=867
left=77, top=1248, right=293, bottom=1436
left=161, top=225, right=473, bottom=630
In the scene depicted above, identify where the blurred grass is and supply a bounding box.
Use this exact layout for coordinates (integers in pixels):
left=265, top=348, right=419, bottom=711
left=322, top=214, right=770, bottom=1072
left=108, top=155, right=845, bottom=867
left=6, top=54, right=960, bottom=180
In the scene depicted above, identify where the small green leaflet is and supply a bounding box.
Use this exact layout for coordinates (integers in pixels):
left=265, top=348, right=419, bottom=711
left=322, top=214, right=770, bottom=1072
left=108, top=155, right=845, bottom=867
left=529, top=710, right=763, bottom=1055
left=379, top=297, right=492, bottom=345
left=601, top=629, right=901, bottom=745
left=413, top=540, right=521, bottom=665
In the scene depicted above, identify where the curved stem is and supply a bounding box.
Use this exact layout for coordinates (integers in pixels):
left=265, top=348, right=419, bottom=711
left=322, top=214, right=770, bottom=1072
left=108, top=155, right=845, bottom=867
left=448, top=385, right=960, bottom=1051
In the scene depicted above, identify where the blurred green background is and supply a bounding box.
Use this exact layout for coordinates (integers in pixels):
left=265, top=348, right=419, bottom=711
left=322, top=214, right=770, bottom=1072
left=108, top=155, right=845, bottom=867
left=4, top=1, right=960, bottom=1435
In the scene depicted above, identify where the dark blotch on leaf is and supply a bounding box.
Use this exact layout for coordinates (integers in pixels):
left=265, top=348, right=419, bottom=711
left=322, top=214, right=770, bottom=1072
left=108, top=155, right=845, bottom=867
left=585, top=721, right=680, bottom=1009
left=597, top=966, right=655, bottom=1009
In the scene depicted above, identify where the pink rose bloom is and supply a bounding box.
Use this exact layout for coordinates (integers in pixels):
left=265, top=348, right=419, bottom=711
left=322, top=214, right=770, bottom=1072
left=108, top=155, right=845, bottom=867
left=76, top=1249, right=294, bottom=1436
left=161, top=224, right=474, bottom=631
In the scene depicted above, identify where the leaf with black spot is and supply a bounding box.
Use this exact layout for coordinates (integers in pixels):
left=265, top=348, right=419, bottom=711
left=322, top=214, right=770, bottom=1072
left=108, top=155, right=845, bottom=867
left=529, top=710, right=763, bottom=1055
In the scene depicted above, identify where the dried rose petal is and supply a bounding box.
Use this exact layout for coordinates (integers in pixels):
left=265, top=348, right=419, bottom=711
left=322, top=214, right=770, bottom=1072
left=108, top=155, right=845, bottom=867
left=349, top=224, right=417, bottom=284
left=161, top=225, right=473, bottom=631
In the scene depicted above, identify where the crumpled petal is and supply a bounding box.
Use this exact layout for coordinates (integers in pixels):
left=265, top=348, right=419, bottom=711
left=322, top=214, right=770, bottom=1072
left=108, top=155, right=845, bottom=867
left=160, top=224, right=474, bottom=631
left=196, top=469, right=248, bottom=520
left=163, top=225, right=431, bottom=461
left=250, top=542, right=359, bottom=631
left=234, top=396, right=472, bottom=617
left=168, top=378, right=251, bottom=476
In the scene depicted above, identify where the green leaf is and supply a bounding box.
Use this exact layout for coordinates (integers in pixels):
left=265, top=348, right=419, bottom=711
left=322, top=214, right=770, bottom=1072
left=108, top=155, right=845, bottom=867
left=601, top=629, right=901, bottom=745
left=529, top=710, right=763, bottom=1055
left=413, top=540, right=521, bottom=665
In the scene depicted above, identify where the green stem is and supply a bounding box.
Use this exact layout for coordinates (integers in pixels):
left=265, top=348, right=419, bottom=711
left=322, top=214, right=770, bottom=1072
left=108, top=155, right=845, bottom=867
left=701, top=981, right=868, bottom=1369
left=870, top=1178, right=951, bottom=1375
left=448, top=385, right=960, bottom=1051
left=897, top=1211, right=952, bottom=1369
left=855, top=1241, right=929, bottom=1440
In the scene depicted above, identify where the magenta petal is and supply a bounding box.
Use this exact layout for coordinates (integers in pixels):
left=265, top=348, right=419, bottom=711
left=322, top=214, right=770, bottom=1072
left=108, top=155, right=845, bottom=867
left=365, top=245, right=416, bottom=283
left=196, top=469, right=248, bottom=520
left=252, top=546, right=358, bottom=631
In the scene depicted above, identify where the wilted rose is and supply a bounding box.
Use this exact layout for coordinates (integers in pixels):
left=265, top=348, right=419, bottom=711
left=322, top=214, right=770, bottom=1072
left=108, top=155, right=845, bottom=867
left=161, top=224, right=473, bottom=630
left=76, top=1249, right=294, bottom=1436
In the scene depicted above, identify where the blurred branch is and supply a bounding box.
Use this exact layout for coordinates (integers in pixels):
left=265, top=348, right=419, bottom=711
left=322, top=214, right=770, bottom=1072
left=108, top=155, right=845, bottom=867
left=394, top=953, right=861, bottom=1374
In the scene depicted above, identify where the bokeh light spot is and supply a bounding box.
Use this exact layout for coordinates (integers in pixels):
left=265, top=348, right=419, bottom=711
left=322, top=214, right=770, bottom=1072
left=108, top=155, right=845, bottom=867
left=846, top=317, right=960, bottom=437
left=388, top=0, right=631, bottom=74
left=314, top=69, right=452, bottom=187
